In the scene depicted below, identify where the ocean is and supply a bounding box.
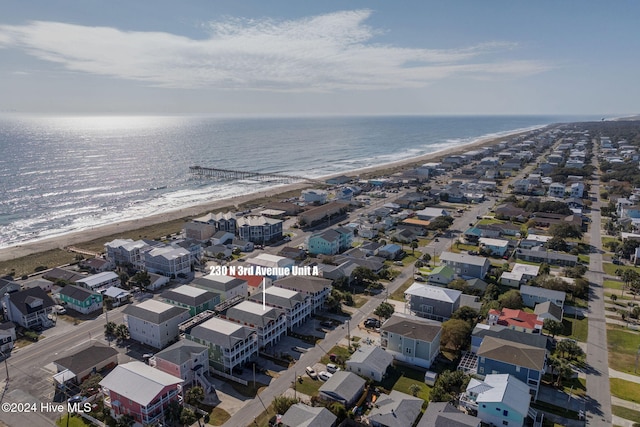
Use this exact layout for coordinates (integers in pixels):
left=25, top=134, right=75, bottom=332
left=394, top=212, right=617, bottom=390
left=0, top=114, right=596, bottom=249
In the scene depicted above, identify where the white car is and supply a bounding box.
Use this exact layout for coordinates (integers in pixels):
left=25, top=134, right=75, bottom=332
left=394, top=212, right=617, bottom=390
left=305, top=366, right=318, bottom=379
left=318, top=371, right=333, bottom=381
left=326, top=363, right=340, bottom=374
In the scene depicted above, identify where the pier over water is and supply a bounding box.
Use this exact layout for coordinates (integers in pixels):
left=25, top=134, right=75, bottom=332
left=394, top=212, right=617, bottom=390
left=189, top=165, right=322, bottom=184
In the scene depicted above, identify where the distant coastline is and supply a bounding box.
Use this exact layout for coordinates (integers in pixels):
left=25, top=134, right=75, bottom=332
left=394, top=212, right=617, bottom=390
left=0, top=123, right=549, bottom=263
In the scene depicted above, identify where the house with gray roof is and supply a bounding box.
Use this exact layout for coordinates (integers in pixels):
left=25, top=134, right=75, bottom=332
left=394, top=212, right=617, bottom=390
left=161, top=285, right=220, bottom=316
left=515, top=247, right=578, bottom=266
left=405, top=283, right=461, bottom=322
left=185, top=317, right=258, bottom=373
left=123, top=300, right=191, bottom=349
left=248, top=286, right=311, bottom=329
left=471, top=324, right=549, bottom=354
left=520, top=284, right=566, bottom=308
left=281, top=403, right=337, bottom=427
left=223, top=300, right=287, bottom=348
left=417, top=401, right=481, bottom=427
left=150, top=340, right=213, bottom=392
left=534, top=301, right=563, bottom=322
left=318, top=371, right=366, bottom=407
left=381, top=313, right=442, bottom=369
left=439, top=252, right=491, bottom=279
left=191, top=275, right=248, bottom=301
left=366, top=390, right=422, bottom=427
left=59, top=285, right=103, bottom=314
left=3, top=287, right=55, bottom=329
left=274, top=276, right=332, bottom=313
left=345, top=345, right=393, bottom=382
left=53, top=343, right=118, bottom=384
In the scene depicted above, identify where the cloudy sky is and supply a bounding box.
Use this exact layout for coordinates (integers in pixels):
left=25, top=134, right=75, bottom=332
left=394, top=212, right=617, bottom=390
left=1, top=1, right=638, bottom=115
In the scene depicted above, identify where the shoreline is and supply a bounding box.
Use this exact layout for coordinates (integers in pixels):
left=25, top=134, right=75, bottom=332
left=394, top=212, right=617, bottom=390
left=0, top=124, right=549, bottom=263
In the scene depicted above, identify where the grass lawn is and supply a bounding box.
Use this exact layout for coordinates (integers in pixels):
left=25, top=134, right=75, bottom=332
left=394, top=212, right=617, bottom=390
left=56, top=415, right=90, bottom=427
left=320, top=345, right=352, bottom=365
left=353, top=295, right=368, bottom=308
left=608, top=325, right=640, bottom=375
left=602, top=236, right=621, bottom=248
left=401, top=251, right=422, bottom=266
left=611, top=378, right=640, bottom=403
left=295, top=376, right=322, bottom=396
left=603, top=263, right=640, bottom=277
left=451, top=243, right=478, bottom=254
left=562, top=377, right=587, bottom=397
left=477, top=218, right=504, bottom=225
left=378, top=365, right=431, bottom=404
left=392, top=374, right=431, bottom=404
left=0, top=248, right=77, bottom=278
left=559, top=316, right=588, bottom=342
left=605, top=280, right=624, bottom=290
left=208, top=407, right=231, bottom=426
left=390, top=277, right=414, bottom=302
left=612, top=405, right=640, bottom=423
left=578, top=254, right=590, bottom=264
left=531, top=401, right=580, bottom=420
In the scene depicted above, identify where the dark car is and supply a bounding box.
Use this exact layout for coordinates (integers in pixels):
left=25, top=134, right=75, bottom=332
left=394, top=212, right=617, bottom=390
left=320, top=321, right=334, bottom=328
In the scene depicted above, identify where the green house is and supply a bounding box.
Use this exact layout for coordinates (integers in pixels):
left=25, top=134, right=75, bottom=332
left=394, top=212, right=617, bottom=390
left=59, top=285, right=103, bottom=314
left=427, top=265, right=455, bottom=285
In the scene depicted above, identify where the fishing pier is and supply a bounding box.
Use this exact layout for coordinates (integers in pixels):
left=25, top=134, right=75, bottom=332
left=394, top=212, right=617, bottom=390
left=189, top=165, right=322, bottom=184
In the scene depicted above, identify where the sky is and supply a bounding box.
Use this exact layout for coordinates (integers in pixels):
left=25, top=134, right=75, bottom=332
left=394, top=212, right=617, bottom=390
left=0, top=1, right=638, bottom=116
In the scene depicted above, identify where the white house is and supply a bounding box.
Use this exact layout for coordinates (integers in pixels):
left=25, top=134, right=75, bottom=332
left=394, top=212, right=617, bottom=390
left=223, top=300, right=287, bottom=348
left=460, top=374, right=531, bottom=427
left=248, top=285, right=311, bottom=330
left=274, top=276, right=332, bottom=313
left=345, top=345, right=393, bottom=382
left=143, top=246, right=191, bottom=278
left=500, top=263, right=540, bottom=288
left=75, top=271, right=120, bottom=292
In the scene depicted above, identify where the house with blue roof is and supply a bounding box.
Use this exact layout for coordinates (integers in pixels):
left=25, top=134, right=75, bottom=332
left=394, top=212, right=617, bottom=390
left=378, top=244, right=403, bottom=260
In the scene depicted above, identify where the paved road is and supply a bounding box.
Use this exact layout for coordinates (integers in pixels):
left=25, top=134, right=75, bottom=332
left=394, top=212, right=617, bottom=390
left=0, top=308, right=126, bottom=427
left=584, top=161, right=612, bottom=425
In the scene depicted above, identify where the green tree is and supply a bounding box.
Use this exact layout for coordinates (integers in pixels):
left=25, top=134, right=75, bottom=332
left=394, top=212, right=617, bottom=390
left=115, top=414, right=135, bottom=427
left=180, top=407, right=198, bottom=427
left=165, top=401, right=182, bottom=425
left=441, top=319, right=472, bottom=352
left=374, top=302, right=395, bottom=319
left=451, top=306, right=479, bottom=327
left=327, top=402, right=347, bottom=422
left=104, top=321, right=117, bottom=339
left=130, top=270, right=151, bottom=290
left=498, top=289, right=523, bottom=309
left=409, top=383, right=421, bottom=397
left=549, top=223, right=583, bottom=239
left=353, top=266, right=377, bottom=286
left=616, top=268, right=639, bottom=296
left=556, top=339, right=584, bottom=361
left=543, top=319, right=564, bottom=338
left=410, top=241, right=418, bottom=254
left=483, top=283, right=500, bottom=302
left=80, top=373, right=103, bottom=396
left=422, top=253, right=432, bottom=263
left=273, top=396, right=299, bottom=415
left=185, top=386, right=204, bottom=406
left=546, top=236, right=568, bottom=252
left=430, top=369, right=470, bottom=402
left=115, top=324, right=129, bottom=344
left=539, top=263, right=551, bottom=275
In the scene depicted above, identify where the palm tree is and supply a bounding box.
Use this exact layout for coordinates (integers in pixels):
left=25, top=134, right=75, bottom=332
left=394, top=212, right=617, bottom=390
left=410, top=241, right=418, bottom=255
left=115, top=324, right=129, bottom=344
left=104, top=321, right=117, bottom=339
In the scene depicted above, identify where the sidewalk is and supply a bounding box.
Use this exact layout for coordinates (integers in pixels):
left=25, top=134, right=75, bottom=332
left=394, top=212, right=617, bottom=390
left=609, top=368, right=640, bottom=384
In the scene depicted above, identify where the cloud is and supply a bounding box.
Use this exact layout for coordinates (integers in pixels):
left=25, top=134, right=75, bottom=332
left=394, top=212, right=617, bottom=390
left=0, top=10, right=550, bottom=91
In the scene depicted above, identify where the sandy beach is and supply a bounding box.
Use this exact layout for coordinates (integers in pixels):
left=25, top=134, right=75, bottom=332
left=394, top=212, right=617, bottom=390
left=0, top=125, right=546, bottom=263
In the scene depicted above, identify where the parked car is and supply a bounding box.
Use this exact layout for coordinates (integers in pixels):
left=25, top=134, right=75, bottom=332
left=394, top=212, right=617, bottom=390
left=305, top=366, right=318, bottom=379
left=318, top=371, right=333, bottom=382
left=320, top=321, right=334, bottom=328
left=414, top=275, right=426, bottom=282
left=326, top=363, right=340, bottom=374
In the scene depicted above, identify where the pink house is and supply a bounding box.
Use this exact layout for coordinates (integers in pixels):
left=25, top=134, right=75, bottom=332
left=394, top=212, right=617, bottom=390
left=100, top=361, right=183, bottom=426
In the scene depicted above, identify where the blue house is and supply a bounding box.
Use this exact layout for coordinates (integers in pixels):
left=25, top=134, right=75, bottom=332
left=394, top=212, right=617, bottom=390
left=476, top=336, right=546, bottom=400
left=378, top=244, right=403, bottom=260
left=307, top=227, right=353, bottom=255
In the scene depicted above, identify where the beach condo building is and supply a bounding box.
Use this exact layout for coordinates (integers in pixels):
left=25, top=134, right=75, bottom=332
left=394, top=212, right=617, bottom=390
left=298, top=201, right=349, bottom=228
left=123, top=300, right=191, bottom=349
left=236, top=215, right=283, bottom=244
left=307, top=227, right=354, bottom=255
left=3, top=287, right=55, bottom=329
left=184, top=220, right=216, bottom=241
left=222, top=300, right=287, bottom=349
left=248, top=285, right=311, bottom=330
left=149, top=340, right=214, bottom=392
left=439, top=252, right=491, bottom=279
left=404, top=283, right=461, bottom=322
left=191, top=275, right=247, bottom=302
left=301, top=189, right=329, bottom=204
left=100, top=361, right=183, bottom=427
left=143, top=246, right=192, bottom=278
left=274, top=276, right=332, bottom=313
left=191, top=212, right=237, bottom=233
left=185, top=317, right=258, bottom=373
left=104, top=238, right=152, bottom=268
left=245, top=253, right=295, bottom=279
left=58, top=285, right=103, bottom=314
left=380, top=313, right=442, bottom=369
left=75, top=271, right=120, bottom=292
left=161, top=285, right=220, bottom=316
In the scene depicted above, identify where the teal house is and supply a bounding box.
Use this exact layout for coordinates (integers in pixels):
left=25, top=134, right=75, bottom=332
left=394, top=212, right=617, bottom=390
left=161, top=284, right=220, bottom=316
left=59, top=285, right=103, bottom=314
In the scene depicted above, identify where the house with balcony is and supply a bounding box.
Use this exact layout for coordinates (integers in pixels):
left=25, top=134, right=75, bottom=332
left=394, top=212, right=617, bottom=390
left=301, top=189, right=328, bottom=204
left=307, top=227, right=353, bottom=255
left=123, top=300, right=191, bottom=349
left=236, top=216, right=283, bottom=244
left=248, top=285, right=311, bottom=329
left=150, top=340, right=214, bottom=392
left=381, top=313, right=442, bottom=369
left=104, top=238, right=155, bottom=268
left=478, top=238, right=510, bottom=257
left=274, top=276, right=332, bottom=313
left=100, top=361, right=183, bottom=427
left=460, top=374, right=532, bottom=427
left=476, top=336, right=546, bottom=399
left=439, top=252, right=491, bottom=279
left=58, top=285, right=103, bottom=314
left=223, top=300, right=287, bottom=349
left=548, top=182, right=566, bottom=198
left=161, top=285, right=220, bottom=316
left=191, top=212, right=237, bottom=233
left=185, top=317, right=258, bottom=373
left=143, top=246, right=192, bottom=278
left=191, top=275, right=248, bottom=302
left=405, top=283, right=461, bottom=322
left=2, top=287, right=55, bottom=329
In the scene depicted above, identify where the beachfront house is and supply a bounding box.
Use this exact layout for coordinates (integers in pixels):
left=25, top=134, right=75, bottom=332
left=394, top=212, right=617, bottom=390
left=143, top=246, right=192, bottom=278
left=236, top=215, right=283, bottom=244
